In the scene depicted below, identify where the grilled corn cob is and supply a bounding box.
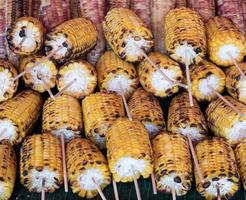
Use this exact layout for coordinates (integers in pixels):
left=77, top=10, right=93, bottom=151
left=167, top=92, right=208, bottom=142
left=20, top=55, right=58, bottom=93
left=57, top=59, right=97, bottom=99
left=106, top=118, right=153, bottom=182
left=42, top=95, right=83, bottom=142
left=128, top=88, right=165, bottom=138
left=195, top=138, right=240, bottom=200
left=190, top=60, right=226, bottom=102
left=225, top=63, right=246, bottom=104
left=6, top=17, right=45, bottom=56
left=44, top=18, right=97, bottom=64
left=0, top=90, right=43, bottom=145
left=67, top=138, right=111, bottom=199
left=234, top=138, right=246, bottom=190
left=138, top=52, right=184, bottom=97
left=0, top=59, right=18, bottom=102
left=164, top=7, right=206, bottom=64
left=20, top=133, right=63, bottom=193
left=206, top=96, right=246, bottom=145
left=152, top=132, right=192, bottom=196
left=96, top=51, right=139, bottom=99
left=0, top=140, right=16, bottom=200
left=82, top=92, right=125, bottom=149
left=206, top=16, right=246, bottom=67
left=103, top=8, right=153, bottom=62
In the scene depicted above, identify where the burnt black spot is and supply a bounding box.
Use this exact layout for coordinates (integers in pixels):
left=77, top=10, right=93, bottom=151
left=174, top=176, right=182, bottom=183
left=45, top=45, right=53, bottom=52
left=212, top=177, right=220, bottom=181
left=19, top=29, right=26, bottom=38
left=202, top=181, right=211, bottom=188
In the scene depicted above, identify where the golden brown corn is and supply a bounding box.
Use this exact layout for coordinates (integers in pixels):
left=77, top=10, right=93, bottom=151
left=128, top=88, right=165, bottom=138
left=0, top=90, right=43, bottom=145
left=106, top=118, right=153, bottom=182
left=195, top=138, right=240, bottom=200
left=137, top=52, right=184, bottom=97
left=0, top=59, right=18, bottom=102
left=206, top=16, right=246, bottom=67
left=206, top=96, right=246, bottom=146
left=0, top=140, right=16, bottom=200
left=82, top=92, right=125, bottom=149
left=96, top=51, right=139, bottom=99
left=44, top=18, right=97, bottom=64
left=103, top=8, right=153, bottom=62
left=190, top=60, right=226, bottom=102
left=20, top=133, right=63, bottom=193
left=167, top=92, right=208, bottom=142
left=225, top=63, right=246, bottom=104
left=67, top=138, right=111, bottom=199
left=164, top=7, right=206, bottom=64
left=152, top=131, right=192, bottom=196
left=42, top=95, right=83, bottom=142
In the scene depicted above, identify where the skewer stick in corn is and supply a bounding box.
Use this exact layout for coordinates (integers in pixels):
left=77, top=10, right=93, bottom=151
left=92, top=178, right=108, bottom=200
left=185, top=54, right=194, bottom=107
left=61, top=134, right=68, bottom=193
left=118, top=82, right=132, bottom=121
left=54, top=78, right=77, bottom=98
left=41, top=178, right=45, bottom=200
left=227, top=52, right=246, bottom=81
left=217, top=184, right=221, bottom=200
left=37, top=73, right=55, bottom=100
left=151, top=173, right=157, bottom=194
left=112, top=180, right=119, bottom=200
left=16, top=37, right=26, bottom=50
left=132, top=165, right=142, bottom=200
left=172, top=188, right=176, bottom=200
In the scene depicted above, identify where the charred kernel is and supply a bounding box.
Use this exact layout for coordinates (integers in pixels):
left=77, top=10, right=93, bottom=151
left=202, top=181, right=211, bottom=188
left=174, top=176, right=182, bottom=183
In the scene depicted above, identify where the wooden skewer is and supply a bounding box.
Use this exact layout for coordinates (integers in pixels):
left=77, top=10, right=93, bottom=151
left=131, top=166, right=142, bottom=200
left=41, top=178, right=45, bottom=200
left=37, top=73, right=55, bottom=100
left=112, top=180, right=119, bottom=200
left=184, top=54, right=194, bottom=107
left=15, top=37, right=26, bottom=49
left=61, top=134, right=68, bottom=192
left=216, top=184, right=221, bottom=200
left=92, top=177, right=107, bottom=200
left=227, top=52, right=246, bottom=81
left=151, top=173, right=157, bottom=195
left=54, top=78, right=77, bottom=98
left=171, top=188, right=176, bottom=200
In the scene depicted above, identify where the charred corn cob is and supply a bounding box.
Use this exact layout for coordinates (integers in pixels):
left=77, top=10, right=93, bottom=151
left=234, top=138, right=246, bottom=190
left=225, top=63, right=246, bottom=104
left=0, top=90, right=43, bottom=145
left=138, top=52, right=184, bottom=97
left=106, top=118, right=153, bottom=182
left=152, top=132, right=192, bottom=196
left=6, top=17, right=45, bottom=56
left=20, top=55, right=58, bottom=93
left=82, top=92, right=125, bottom=149
left=103, top=8, right=153, bottom=62
left=0, top=59, right=18, bottom=102
left=206, top=16, right=246, bottom=67
left=164, top=7, right=206, bottom=64
left=20, top=133, right=63, bottom=193
left=190, top=60, right=226, bottom=102
left=42, top=95, right=83, bottom=142
left=44, top=18, right=97, bottom=64
left=206, top=96, right=246, bottom=145
left=195, top=138, right=240, bottom=200
left=167, top=92, right=208, bottom=142
left=96, top=51, right=139, bottom=99
left=67, top=138, right=111, bottom=199
left=0, top=140, right=16, bottom=200
left=128, top=88, right=165, bottom=138
left=57, top=59, right=97, bottom=99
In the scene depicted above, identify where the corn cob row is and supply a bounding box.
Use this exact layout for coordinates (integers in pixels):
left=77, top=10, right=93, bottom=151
left=106, top=118, right=153, bottom=182
left=20, top=55, right=58, bottom=93
left=206, top=96, right=246, bottom=145
left=138, top=52, right=184, bottom=97
left=57, top=59, right=97, bottom=99
left=128, top=88, right=165, bottom=138
left=190, top=60, right=226, bottom=102
left=0, top=140, right=16, bottom=200
left=206, top=16, right=246, bottom=67
left=164, top=7, right=206, bottom=64
left=96, top=51, right=139, bottom=99
left=44, top=18, right=97, bottom=64
left=42, top=95, right=83, bottom=142
left=108, top=0, right=131, bottom=10
left=0, top=59, right=18, bottom=102
left=66, top=138, right=111, bottom=199
left=225, top=63, right=246, bottom=104
left=195, top=138, right=240, bottom=200
left=167, top=92, right=208, bottom=142
left=20, top=133, right=63, bottom=193
left=103, top=8, right=153, bottom=62
left=152, top=132, right=192, bottom=196
left=82, top=92, right=125, bottom=149
left=175, top=0, right=187, bottom=7
left=234, top=138, right=246, bottom=190
left=0, top=90, right=43, bottom=145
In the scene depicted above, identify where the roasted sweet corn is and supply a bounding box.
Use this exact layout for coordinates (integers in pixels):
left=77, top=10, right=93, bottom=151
left=195, top=138, right=240, bottom=200
left=82, top=92, right=125, bottom=149
left=103, top=8, right=153, bottom=62
left=0, top=90, right=43, bottom=145
left=66, top=138, right=111, bottom=199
